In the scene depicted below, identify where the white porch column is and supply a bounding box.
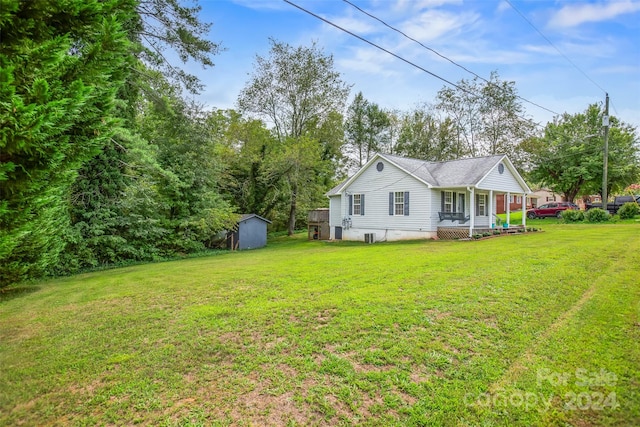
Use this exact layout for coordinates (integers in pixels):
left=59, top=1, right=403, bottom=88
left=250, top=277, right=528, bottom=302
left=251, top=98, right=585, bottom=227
left=522, top=193, right=527, bottom=229
left=469, top=188, right=475, bottom=237
left=489, top=190, right=494, bottom=228
left=506, top=192, right=511, bottom=227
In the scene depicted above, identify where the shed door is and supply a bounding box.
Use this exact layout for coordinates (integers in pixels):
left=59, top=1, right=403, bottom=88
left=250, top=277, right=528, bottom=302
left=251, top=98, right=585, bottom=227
left=335, top=226, right=342, bottom=240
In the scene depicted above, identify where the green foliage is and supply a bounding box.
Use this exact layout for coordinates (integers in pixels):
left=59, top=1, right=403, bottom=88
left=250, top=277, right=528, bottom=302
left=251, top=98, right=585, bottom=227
left=435, top=71, right=534, bottom=162
left=51, top=1, right=230, bottom=275
left=525, top=104, right=639, bottom=202
left=345, top=92, right=390, bottom=167
left=0, top=0, right=134, bottom=287
left=561, top=209, right=585, bottom=223
left=585, top=208, right=610, bottom=223
left=238, top=39, right=351, bottom=141
left=237, top=39, right=350, bottom=234
left=134, top=0, right=221, bottom=94
left=395, top=106, right=459, bottom=161
left=618, top=202, right=640, bottom=219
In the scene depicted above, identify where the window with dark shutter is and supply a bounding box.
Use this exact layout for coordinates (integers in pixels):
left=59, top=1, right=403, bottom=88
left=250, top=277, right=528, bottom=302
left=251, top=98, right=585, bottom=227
left=404, top=191, right=409, bottom=216
left=389, top=192, right=394, bottom=215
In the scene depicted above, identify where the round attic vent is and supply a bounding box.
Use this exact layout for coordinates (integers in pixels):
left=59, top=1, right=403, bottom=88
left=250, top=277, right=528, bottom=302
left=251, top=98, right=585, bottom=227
left=498, top=163, right=505, bottom=174
left=376, top=162, right=384, bottom=172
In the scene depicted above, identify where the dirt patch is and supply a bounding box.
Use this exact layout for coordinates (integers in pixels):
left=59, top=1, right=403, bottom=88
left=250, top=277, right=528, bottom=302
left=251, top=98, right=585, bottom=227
left=425, top=308, right=451, bottom=321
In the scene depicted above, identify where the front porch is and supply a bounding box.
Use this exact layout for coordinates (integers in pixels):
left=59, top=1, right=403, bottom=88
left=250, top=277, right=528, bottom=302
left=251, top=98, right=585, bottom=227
left=437, top=224, right=526, bottom=240
left=437, top=188, right=530, bottom=238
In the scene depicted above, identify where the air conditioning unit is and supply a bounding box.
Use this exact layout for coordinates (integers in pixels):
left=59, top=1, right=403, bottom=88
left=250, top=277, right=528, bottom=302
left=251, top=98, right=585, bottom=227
left=364, top=233, right=376, bottom=243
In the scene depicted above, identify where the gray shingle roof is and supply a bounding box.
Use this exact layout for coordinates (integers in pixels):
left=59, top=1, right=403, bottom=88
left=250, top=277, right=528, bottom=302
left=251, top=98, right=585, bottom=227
left=326, top=153, right=508, bottom=196
left=384, top=153, right=505, bottom=187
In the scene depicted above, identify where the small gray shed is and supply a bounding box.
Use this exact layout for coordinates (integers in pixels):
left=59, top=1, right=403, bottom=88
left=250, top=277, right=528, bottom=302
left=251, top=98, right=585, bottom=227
left=227, top=214, right=272, bottom=250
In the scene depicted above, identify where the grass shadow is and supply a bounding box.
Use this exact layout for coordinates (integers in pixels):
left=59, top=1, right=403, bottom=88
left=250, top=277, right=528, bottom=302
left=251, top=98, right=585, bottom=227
left=0, top=286, right=41, bottom=303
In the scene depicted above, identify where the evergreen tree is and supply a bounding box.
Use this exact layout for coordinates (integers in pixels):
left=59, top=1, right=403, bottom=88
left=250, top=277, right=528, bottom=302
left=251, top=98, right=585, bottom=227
left=59, top=0, right=228, bottom=273
left=0, top=0, right=134, bottom=286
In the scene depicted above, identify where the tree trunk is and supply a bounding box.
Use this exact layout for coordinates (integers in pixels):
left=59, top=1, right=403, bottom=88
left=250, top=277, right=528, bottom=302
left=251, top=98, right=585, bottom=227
left=288, top=182, right=298, bottom=236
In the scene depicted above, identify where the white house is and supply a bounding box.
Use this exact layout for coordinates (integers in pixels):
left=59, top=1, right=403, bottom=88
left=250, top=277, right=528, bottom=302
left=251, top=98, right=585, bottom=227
left=326, top=153, right=531, bottom=241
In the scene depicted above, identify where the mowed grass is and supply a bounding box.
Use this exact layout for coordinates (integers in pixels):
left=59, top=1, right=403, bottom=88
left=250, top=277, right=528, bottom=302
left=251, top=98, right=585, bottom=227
left=1, top=224, right=639, bottom=426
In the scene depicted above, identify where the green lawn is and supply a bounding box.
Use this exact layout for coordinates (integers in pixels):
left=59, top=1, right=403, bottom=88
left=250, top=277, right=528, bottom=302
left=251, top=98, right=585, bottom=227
left=1, top=224, right=639, bottom=426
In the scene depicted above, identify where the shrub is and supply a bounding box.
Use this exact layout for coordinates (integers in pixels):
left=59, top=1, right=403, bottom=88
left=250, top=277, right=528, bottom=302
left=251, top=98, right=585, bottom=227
left=585, top=208, right=609, bottom=223
left=618, top=202, right=640, bottom=219
left=561, top=209, right=584, bottom=223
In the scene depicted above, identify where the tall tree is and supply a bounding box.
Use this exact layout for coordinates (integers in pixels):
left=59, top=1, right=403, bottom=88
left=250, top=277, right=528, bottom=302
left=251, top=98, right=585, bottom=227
left=237, top=39, right=350, bottom=234
left=435, top=71, right=534, bottom=162
left=59, top=0, right=226, bottom=273
left=345, top=92, right=391, bottom=167
left=395, top=105, right=458, bottom=161
left=0, top=0, right=134, bottom=287
left=135, top=0, right=222, bottom=94
left=525, top=104, right=639, bottom=202
left=217, top=110, right=285, bottom=219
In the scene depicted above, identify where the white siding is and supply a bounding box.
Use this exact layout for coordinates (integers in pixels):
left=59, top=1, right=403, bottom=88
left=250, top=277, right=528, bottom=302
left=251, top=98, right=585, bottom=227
left=329, top=195, right=342, bottom=240
left=343, top=228, right=436, bottom=242
left=343, top=159, right=433, bottom=233
left=478, top=163, right=527, bottom=193
left=329, top=195, right=342, bottom=227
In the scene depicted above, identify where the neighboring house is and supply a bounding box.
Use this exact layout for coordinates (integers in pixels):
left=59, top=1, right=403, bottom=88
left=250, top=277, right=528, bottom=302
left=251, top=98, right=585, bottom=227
left=326, top=153, right=531, bottom=241
left=577, top=194, right=601, bottom=210
left=529, top=189, right=563, bottom=208
left=227, top=214, right=271, bottom=250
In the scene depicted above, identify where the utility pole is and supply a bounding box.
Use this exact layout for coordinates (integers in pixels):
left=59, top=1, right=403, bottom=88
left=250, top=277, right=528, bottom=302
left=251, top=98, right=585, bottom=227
left=602, top=93, right=610, bottom=213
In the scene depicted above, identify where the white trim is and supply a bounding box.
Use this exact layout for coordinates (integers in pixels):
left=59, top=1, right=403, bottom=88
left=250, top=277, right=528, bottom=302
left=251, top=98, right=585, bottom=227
left=477, top=155, right=532, bottom=194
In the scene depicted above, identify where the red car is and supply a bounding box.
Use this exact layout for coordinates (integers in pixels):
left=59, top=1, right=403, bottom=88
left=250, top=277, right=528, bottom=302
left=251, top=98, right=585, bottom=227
left=527, top=202, right=579, bottom=219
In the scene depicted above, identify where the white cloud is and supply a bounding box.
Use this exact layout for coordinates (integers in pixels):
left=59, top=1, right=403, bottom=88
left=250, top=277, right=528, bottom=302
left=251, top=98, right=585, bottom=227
left=549, top=0, right=640, bottom=28
left=400, top=10, right=480, bottom=42
left=331, top=16, right=377, bottom=35
left=389, top=0, right=463, bottom=12
left=230, top=0, right=287, bottom=11
left=337, top=46, right=398, bottom=76
left=496, top=1, right=510, bottom=14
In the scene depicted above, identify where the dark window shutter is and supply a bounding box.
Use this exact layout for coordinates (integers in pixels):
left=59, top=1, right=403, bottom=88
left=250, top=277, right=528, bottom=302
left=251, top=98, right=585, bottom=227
left=349, top=194, right=353, bottom=216
left=404, top=191, right=410, bottom=216
left=389, top=192, right=394, bottom=215
left=361, top=194, right=365, bottom=216
left=453, top=193, right=457, bottom=212
left=441, top=191, right=445, bottom=212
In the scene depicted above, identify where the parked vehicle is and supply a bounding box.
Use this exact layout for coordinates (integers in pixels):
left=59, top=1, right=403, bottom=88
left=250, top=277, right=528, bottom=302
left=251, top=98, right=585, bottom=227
left=527, top=202, right=579, bottom=219
left=585, top=195, right=640, bottom=215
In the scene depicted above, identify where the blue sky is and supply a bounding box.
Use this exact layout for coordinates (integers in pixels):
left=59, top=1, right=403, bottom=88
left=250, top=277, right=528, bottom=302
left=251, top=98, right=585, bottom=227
left=188, top=0, right=640, bottom=129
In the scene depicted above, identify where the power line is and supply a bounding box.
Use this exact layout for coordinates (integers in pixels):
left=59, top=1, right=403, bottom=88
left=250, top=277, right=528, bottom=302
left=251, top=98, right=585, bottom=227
left=343, top=0, right=560, bottom=116
left=283, top=0, right=546, bottom=131
left=282, top=0, right=472, bottom=96
left=505, top=0, right=608, bottom=95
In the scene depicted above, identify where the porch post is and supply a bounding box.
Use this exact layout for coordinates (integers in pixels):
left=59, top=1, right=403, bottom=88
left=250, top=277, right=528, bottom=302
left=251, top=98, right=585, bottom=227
left=469, top=188, right=475, bottom=238
left=489, top=190, right=494, bottom=228
left=506, top=192, right=511, bottom=227
left=522, top=193, right=527, bottom=229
